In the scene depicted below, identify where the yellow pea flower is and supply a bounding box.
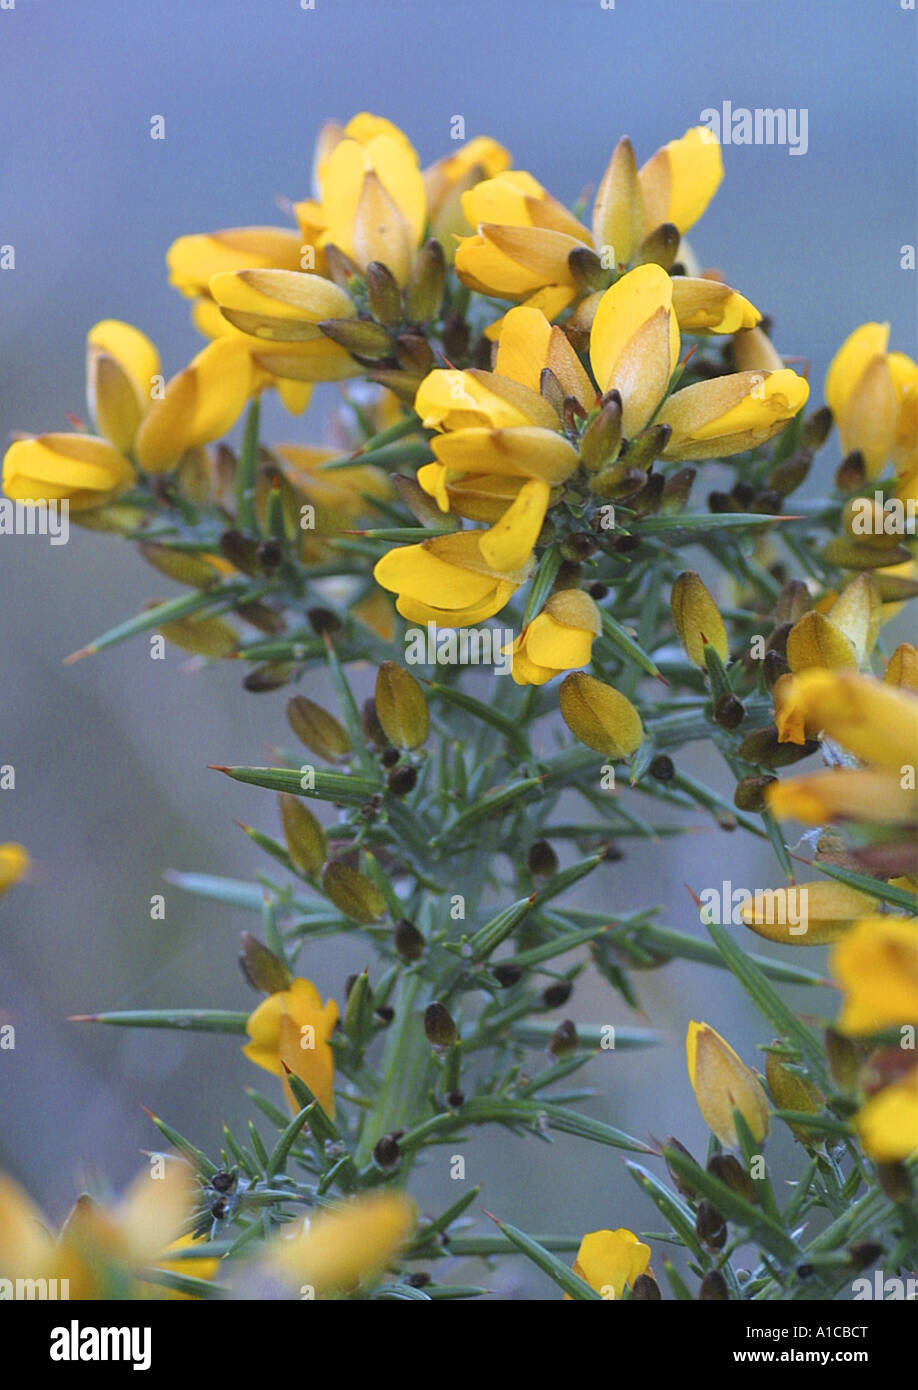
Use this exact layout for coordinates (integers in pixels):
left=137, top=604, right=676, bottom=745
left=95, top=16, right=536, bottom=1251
left=589, top=264, right=680, bottom=436
left=264, top=1191, right=414, bottom=1298
left=507, top=590, right=602, bottom=685
left=670, top=276, right=760, bottom=335
left=2, top=433, right=136, bottom=513
left=771, top=668, right=918, bottom=768
left=156, top=1232, right=221, bottom=1299
left=830, top=918, right=918, bottom=1034
left=686, top=1020, right=770, bottom=1149
left=373, top=530, right=532, bottom=626
left=636, top=126, right=724, bottom=239
left=767, top=766, right=917, bottom=827
left=855, top=1067, right=918, bottom=1162
left=732, top=325, right=785, bottom=374
left=889, top=350, right=918, bottom=478
left=559, top=672, right=643, bottom=758
left=414, top=366, right=559, bottom=433
left=0, top=843, right=28, bottom=896
left=243, top=977, right=338, bottom=1117
left=423, top=136, right=512, bottom=249
left=0, top=1162, right=196, bottom=1300
left=785, top=572, right=879, bottom=672
left=167, top=226, right=304, bottom=299
left=570, top=1227, right=651, bottom=1299
left=825, top=323, right=899, bottom=479
left=657, top=368, right=810, bottom=461
left=739, top=880, right=886, bottom=946
left=885, top=642, right=918, bottom=692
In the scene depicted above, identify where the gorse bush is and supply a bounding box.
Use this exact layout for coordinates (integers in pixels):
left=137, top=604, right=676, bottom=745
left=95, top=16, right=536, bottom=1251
left=1, top=112, right=916, bottom=1302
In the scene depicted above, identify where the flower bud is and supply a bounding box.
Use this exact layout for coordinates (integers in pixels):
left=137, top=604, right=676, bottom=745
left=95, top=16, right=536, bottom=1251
left=835, top=450, right=867, bottom=493
left=548, top=1019, right=578, bottom=1057
left=387, top=764, right=418, bottom=797
left=568, top=245, right=608, bottom=293
left=375, top=661, right=429, bottom=750
left=631, top=1273, right=662, bottom=1300
left=394, top=917, right=426, bottom=962
left=373, top=1134, right=401, bottom=1169
left=239, top=931, right=292, bottom=995
left=319, top=317, right=394, bottom=361
left=366, top=261, right=402, bottom=327
left=736, top=726, right=818, bottom=768
left=579, top=397, right=624, bottom=475
left=138, top=543, right=221, bottom=589
left=541, top=980, right=573, bottom=1009
left=650, top=754, right=675, bottom=781
left=287, top=695, right=352, bottom=761
left=765, top=1049, right=822, bottom=1141
left=769, top=448, right=812, bottom=498
left=686, top=1020, right=770, bottom=1149
left=824, top=1028, right=864, bottom=1093
left=527, top=839, right=559, bottom=878
left=321, top=861, right=386, bottom=923
left=404, top=239, right=446, bottom=324
left=243, top=662, right=296, bottom=693
left=670, top=571, right=728, bottom=668
left=707, top=1153, right=757, bottom=1204
left=158, top=612, right=238, bottom=657
left=733, top=774, right=777, bottom=813
left=559, top=673, right=643, bottom=758
left=713, top=692, right=745, bottom=730
left=279, top=793, right=328, bottom=875
left=698, top=1270, right=729, bottom=1300
left=799, top=405, right=833, bottom=452
left=661, top=466, right=695, bottom=514
left=395, top=333, right=434, bottom=374
left=695, top=1200, right=727, bottom=1250
left=664, top=1137, right=700, bottom=1200
left=635, top=222, right=680, bottom=270
left=424, top=1002, right=458, bottom=1048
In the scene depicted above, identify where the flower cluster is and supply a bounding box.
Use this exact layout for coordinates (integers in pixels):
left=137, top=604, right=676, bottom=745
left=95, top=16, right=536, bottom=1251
left=2, top=110, right=916, bottom=1302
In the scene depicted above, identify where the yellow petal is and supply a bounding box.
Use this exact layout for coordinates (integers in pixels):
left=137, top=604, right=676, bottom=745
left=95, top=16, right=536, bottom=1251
left=478, top=477, right=550, bottom=570
left=135, top=339, right=253, bottom=472
left=352, top=169, right=415, bottom=286
left=855, top=1069, right=918, bottom=1161
left=2, top=433, right=134, bottom=510
left=670, top=277, right=760, bottom=334
left=209, top=269, right=355, bottom=340
left=267, top=1192, right=414, bottom=1296
left=639, top=127, right=724, bottom=235
left=118, top=1161, right=195, bottom=1266
left=167, top=227, right=303, bottom=297
left=785, top=611, right=858, bottom=672
left=87, top=320, right=161, bottom=398
left=592, top=137, right=644, bottom=267
left=831, top=917, right=918, bottom=1033
left=431, top=427, right=578, bottom=484
left=659, top=369, right=810, bottom=460
left=886, top=642, right=918, bottom=692
left=559, top=672, right=643, bottom=758
left=767, top=767, right=917, bottom=826
left=0, top=843, right=29, bottom=895
left=739, top=880, right=883, bottom=945
left=589, top=265, right=679, bottom=434
left=770, top=669, right=918, bottom=769
left=494, top=305, right=552, bottom=391
left=825, top=323, right=896, bottom=479
left=670, top=570, right=728, bottom=666
left=572, top=1227, right=651, bottom=1299
left=686, top=1020, right=769, bottom=1148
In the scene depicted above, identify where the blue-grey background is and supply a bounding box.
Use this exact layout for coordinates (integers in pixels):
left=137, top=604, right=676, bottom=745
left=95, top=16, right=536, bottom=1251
left=1, top=0, right=915, bottom=1294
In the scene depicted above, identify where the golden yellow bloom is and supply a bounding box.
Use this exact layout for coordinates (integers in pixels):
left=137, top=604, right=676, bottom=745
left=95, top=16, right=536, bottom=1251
left=265, top=1192, right=414, bottom=1298
left=767, top=767, right=917, bottom=827
left=658, top=368, right=810, bottom=461
left=243, top=977, right=338, bottom=1116
left=636, top=126, right=724, bottom=238
left=686, top=1020, right=770, bottom=1149
left=3, top=433, right=135, bottom=512
left=670, top=570, right=728, bottom=668
left=156, top=1233, right=221, bottom=1299
left=167, top=227, right=304, bottom=299
left=570, top=1227, right=651, bottom=1299
left=825, top=323, right=899, bottom=479
left=0, top=1162, right=195, bottom=1299
left=772, top=668, right=918, bottom=767
left=855, top=1067, right=918, bottom=1162
left=423, top=136, right=512, bottom=248
left=507, top=590, right=602, bottom=685
left=374, top=530, right=532, bottom=625
left=589, top=264, right=680, bottom=436
left=0, top=843, right=28, bottom=896
left=670, top=277, right=760, bottom=335
left=886, top=642, right=918, bottom=692
left=559, top=672, right=643, bottom=757
left=831, top=918, right=918, bottom=1034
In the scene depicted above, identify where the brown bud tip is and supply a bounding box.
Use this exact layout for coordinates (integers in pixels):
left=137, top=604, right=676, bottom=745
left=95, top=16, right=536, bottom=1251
left=239, top=932, right=292, bottom=995
left=835, top=449, right=866, bottom=493
left=847, top=1240, right=885, bottom=1272
left=394, top=917, right=426, bottom=962
left=733, top=774, right=777, bottom=813
left=707, top=1153, right=757, bottom=1204
left=695, top=1199, right=727, bottom=1249
left=800, top=405, right=833, bottom=452
left=493, top=963, right=523, bottom=988
left=541, top=980, right=573, bottom=1009
left=547, top=1019, right=578, bottom=1057
left=713, top=692, right=745, bottom=730
left=211, top=1170, right=236, bottom=1193
left=387, top=764, right=418, bottom=796
left=365, top=260, right=402, bottom=327
left=631, top=1273, right=662, bottom=1301
left=527, top=839, right=559, bottom=878
left=698, top=1270, right=729, bottom=1300
left=373, top=1134, right=401, bottom=1168
left=649, top=754, right=675, bottom=782
left=307, top=607, right=343, bottom=636
left=424, top=1001, right=458, bottom=1047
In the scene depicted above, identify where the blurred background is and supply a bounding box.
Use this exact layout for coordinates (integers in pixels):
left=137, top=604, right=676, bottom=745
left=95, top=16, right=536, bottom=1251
left=1, top=0, right=915, bottom=1294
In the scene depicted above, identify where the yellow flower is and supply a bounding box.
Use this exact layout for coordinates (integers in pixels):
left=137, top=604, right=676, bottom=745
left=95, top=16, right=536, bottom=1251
left=669, top=276, right=760, bottom=335
left=830, top=918, right=918, bottom=1034
left=167, top=226, right=304, bottom=299
left=589, top=264, right=680, bottom=436
left=657, top=368, right=810, bottom=461
left=507, top=590, right=602, bottom=685
left=373, top=530, right=532, bottom=626
left=0, top=1162, right=196, bottom=1299
left=686, top=1020, right=770, bottom=1149
left=156, top=1232, right=221, bottom=1299
left=824, top=323, right=900, bottom=479
left=855, top=1066, right=918, bottom=1162
left=3, top=320, right=253, bottom=507
left=423, top=136, right=512, bottom=249
left=771, top=668, right=918, bottom=767
left=785, top=573, right=878, bottom=672
left=244, top=977, right=338, bottom=1116
left=0, top=843, right=28, bottom=896
left=455, top=127, right=723, bottom=319
left=265, top=1192, right=414, bottom=1298
left=570, top=1227, right=651, bottom=1299
left=738, top=880, right=885, bottom=946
